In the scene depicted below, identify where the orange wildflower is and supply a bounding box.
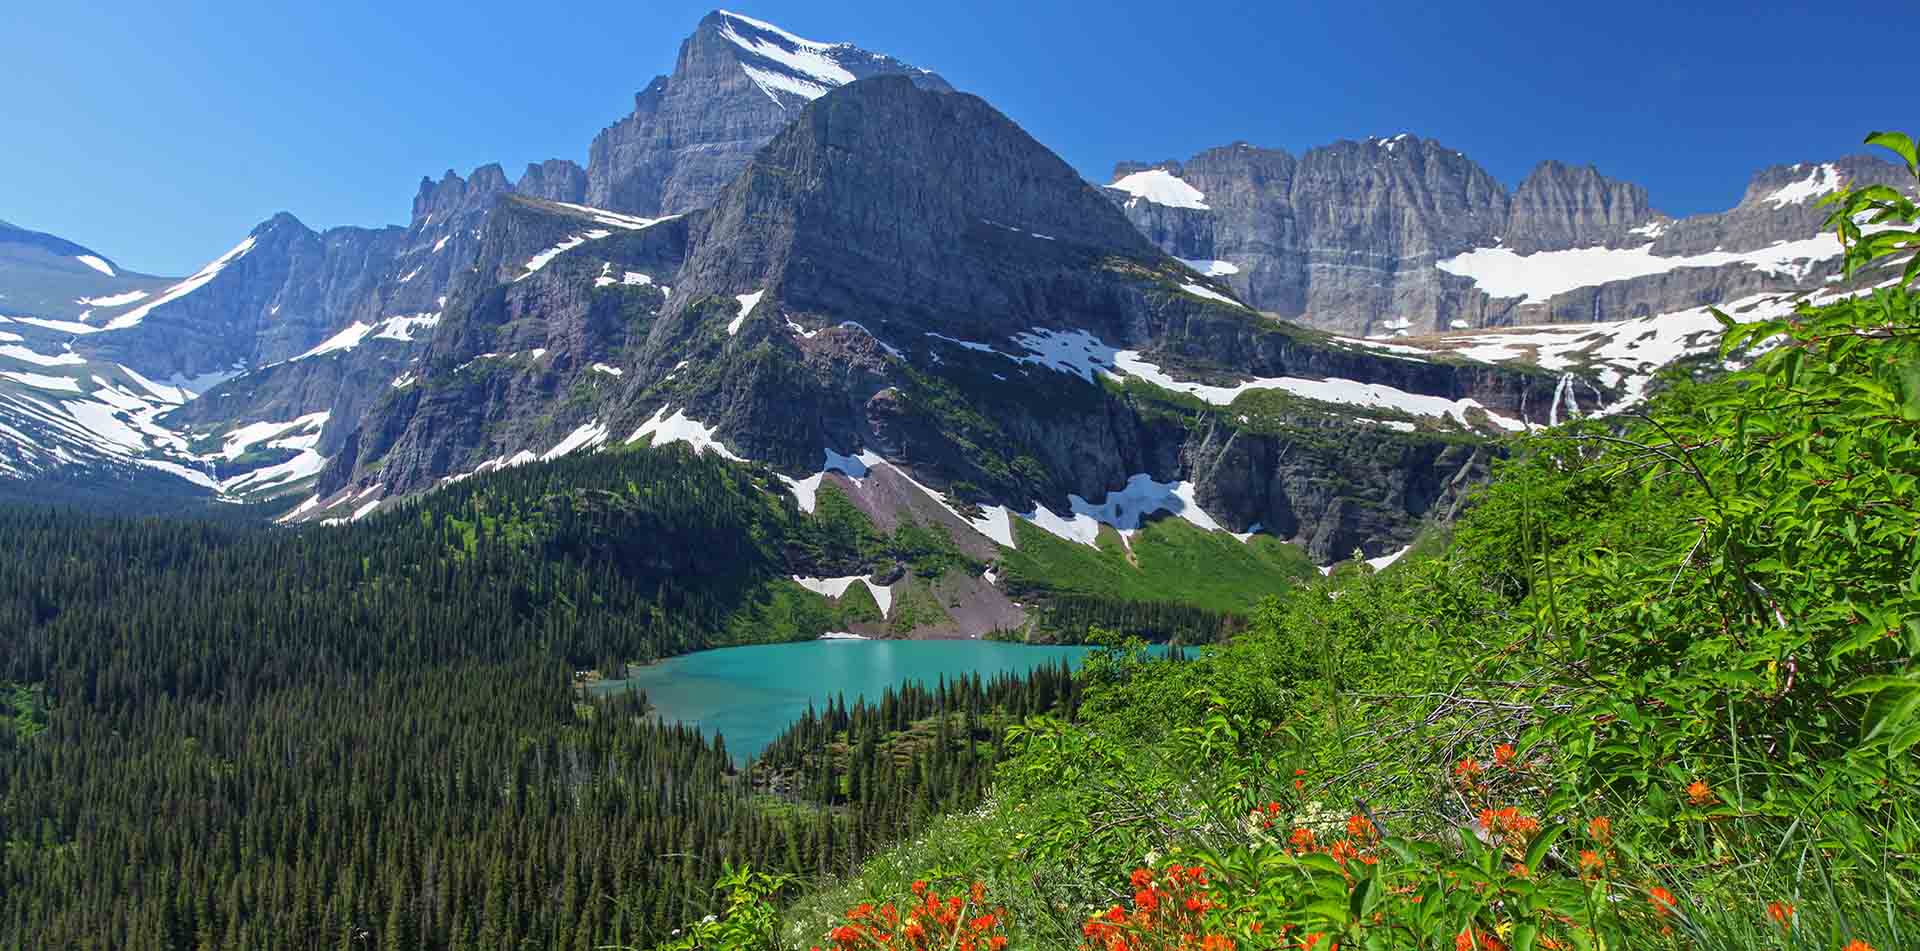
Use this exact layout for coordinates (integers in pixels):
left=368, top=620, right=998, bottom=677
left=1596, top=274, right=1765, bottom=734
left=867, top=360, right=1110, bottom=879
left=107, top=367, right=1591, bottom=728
left=1493, top=743, right=1517, bottom=767
left=1455, top=928, right=1505, bottom=951
left=1842, top=941, right=1875, bottom=951
left=1649, top=885, right=1678, bottom=917
left=1454, top=757, right=1483, bottom=782
left=1578, top=850, right=1604, bottom=875
left=912, top=880, right=928, bottom=897
left=1346, top=814, right=1374, bottom=840
left=1766, top=900, right=1794, bottom=929
left=1289, top=827, right=1316, bottom=850
left=1328, top=838, right=1358, bottom=865
left=1686, top=780, right=1714, bottom=806
left=1587, top=816, right=1612, bottom=841
left=1130, top=868, right=1153, bottom=888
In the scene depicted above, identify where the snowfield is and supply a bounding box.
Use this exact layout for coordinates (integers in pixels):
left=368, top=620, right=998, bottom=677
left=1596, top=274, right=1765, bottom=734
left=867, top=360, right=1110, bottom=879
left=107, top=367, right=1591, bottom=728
left=714, top=9, right=858, bottom=103
left=1436, top=233, right=1842, bottom=303
left=1108, top=169, right=1210, bottom=210
left=627, top=406, right=744, bottom=461
left=791, top=574, right=895, bottom=617
left=1764, top=163, right=1843, bottom=208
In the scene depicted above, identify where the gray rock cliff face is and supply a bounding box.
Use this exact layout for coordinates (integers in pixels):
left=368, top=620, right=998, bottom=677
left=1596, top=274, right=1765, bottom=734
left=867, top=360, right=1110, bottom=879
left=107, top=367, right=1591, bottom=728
left=514, top=159, right=588, bottom=204
left=584, top=10, right=951, bottom=217
left=1114, top=138, right=1510, bottom=335
left=75, top=213, right=406, bottom=378
left=1113, top=141, right=1907, bottom=335
left=315, top=198, right=695, bottom=498
left=1503, top=161, right=1652, bottom=253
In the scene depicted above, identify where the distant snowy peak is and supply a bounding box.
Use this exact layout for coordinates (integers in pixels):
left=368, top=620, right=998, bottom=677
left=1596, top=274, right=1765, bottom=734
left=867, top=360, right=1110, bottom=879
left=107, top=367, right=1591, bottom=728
left=708, top=9, right=946, bottom=106
left=1108, top=168, right=1210, bottom=210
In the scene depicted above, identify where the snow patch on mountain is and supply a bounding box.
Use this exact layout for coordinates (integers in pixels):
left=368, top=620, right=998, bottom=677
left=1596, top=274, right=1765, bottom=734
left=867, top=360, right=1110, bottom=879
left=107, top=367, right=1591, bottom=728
left=77, top=289, right=149, bottom=308
left=218, top=412, right=329, bottom=460
left=1018, top=474, right=1227, bottom=548
left=519, top=230, right=611, bottom=279
left=1436, top=234, right=1842, bottom=303
left=222, top=449, right=326, bottom=494
left=730, top=290, right=765, bottom=335
left=1366, top=545, right=1413, bottom=571
left=1178, top=258, right=1241, bottom=277
left=1179, top=283, right=1243, bottom=307
left=1765, top=163, right=1843, bottom=209
left=1, top=372, right=81, bottom=392
left=987, top=327, right=1517, bottom=431
left=1108, top=169, right=1210, bottom=210
left=543, top=420, right=609, bottom=461
left=293, top=322, right=374, bottom=360
left=627, top=406, right=744, bottom=461
left=776, top=447, right=878, bottom=513
left=372, top=312, right=441, bottom=342
left=0, top=345, right=86, bottom=368
left=715, top=10, right=857, bottom=103
left=515, top=207, right=675, bottom=281
left=791, top=574, right=895, bottom=617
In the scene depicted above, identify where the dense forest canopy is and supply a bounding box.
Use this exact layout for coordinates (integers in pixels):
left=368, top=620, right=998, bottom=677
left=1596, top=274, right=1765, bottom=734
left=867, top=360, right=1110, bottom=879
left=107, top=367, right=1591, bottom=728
left=0, top=445, right=1092, bottom=949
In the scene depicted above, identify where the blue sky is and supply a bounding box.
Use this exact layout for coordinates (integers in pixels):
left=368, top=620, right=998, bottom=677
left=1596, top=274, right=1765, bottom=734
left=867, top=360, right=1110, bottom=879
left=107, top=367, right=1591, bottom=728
left=7, top=0, right=1909, bottom=276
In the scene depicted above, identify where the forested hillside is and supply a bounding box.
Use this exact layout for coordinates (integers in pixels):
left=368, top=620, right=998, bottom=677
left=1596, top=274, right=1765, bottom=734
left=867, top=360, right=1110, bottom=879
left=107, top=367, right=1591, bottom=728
left=0, top=445, right=1089, bottom=949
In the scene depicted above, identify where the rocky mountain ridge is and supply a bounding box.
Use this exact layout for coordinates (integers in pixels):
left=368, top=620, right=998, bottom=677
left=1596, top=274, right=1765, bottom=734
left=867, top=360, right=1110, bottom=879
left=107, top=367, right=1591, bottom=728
left=1111, top=140, right=1903, bottom=335
left=303, top=77, right=1569, bottom=574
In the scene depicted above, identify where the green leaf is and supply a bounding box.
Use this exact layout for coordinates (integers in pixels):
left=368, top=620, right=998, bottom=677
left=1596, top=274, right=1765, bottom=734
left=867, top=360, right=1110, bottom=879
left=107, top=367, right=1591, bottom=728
left=1301, top=898, right=1350, bottom=924
left=1837, top=674, right=1917, bottom=698
left=1865, top=130, right=1920, bottom=176
left=1525, top=823, right=1566, bottom=874
left=1348, top=872, right=1374, bottom=922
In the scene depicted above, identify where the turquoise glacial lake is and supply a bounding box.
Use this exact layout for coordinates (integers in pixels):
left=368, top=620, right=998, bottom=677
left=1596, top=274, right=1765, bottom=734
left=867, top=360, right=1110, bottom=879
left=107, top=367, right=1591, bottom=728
left=590, top=639, right=1140, bottom=760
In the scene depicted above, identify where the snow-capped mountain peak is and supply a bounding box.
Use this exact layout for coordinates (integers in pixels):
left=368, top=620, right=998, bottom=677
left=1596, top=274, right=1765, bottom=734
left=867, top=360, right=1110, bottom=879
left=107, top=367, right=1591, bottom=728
left=705, top=9, right=943, bottom=106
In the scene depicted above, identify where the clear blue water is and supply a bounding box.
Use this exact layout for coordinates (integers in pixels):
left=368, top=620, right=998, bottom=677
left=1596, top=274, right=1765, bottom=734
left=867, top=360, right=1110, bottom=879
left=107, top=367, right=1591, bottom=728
left=590, top=639, right=1127, bottom=760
